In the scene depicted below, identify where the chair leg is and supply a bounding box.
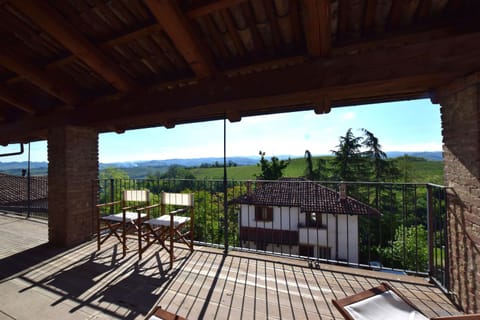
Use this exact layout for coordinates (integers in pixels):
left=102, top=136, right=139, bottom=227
left=170, top=226, right=174, bottom=269
left=138, top=224, right=142, bottom=260
left=122, top=220, right=127, bottom=257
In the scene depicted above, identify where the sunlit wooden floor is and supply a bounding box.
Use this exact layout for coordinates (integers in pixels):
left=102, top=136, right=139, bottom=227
left=0, top=212, right=463, bottom=319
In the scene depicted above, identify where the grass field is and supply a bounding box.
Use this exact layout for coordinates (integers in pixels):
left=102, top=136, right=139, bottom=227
left=188, top=156, right=444, bottom=184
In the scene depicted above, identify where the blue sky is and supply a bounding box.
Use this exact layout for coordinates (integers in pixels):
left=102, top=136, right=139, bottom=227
left=0, top=99, right=442, bottom=163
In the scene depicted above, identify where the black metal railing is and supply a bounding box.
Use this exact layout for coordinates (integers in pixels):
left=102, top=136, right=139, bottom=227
left=96, top=178, right=449, bottom=290
left=0, top=174, right=48, bottom=219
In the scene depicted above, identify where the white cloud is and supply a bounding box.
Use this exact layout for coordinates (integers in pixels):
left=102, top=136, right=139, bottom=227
left=341, top=112, right=356, bottom=120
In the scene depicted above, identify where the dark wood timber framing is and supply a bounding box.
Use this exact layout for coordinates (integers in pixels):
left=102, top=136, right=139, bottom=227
left=0, top=0, right=478, bottom=144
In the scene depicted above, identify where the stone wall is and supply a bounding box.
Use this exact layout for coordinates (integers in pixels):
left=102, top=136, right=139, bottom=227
left=439, top=76, right=480, bottom=313
left=48, top=126, right=98, bottom=247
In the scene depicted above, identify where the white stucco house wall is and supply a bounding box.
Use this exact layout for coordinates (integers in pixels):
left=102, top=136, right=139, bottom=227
left=232, top=178, right=381, bottom=264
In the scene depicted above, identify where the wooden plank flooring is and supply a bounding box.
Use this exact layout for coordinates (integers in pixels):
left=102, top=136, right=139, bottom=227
left=0, top=212, right=463, bottom=319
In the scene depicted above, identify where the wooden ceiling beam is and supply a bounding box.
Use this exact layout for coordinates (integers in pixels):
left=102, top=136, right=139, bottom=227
left=363, top=0, right=378, bottom=32
left=77, top=31, right=480, bottom=126
left=4, top=23, right=164, bottom=85
left=145, top=0, right=216, bottom=79
left=221, top=9, right=246, bottom=56
left=12, top=0, right=139, bottom=93
left=388, top=0, right=404, bottom=29
left=187, top=0, right=248, bottom=18
left=2, top=31, right=480, bottom=143
left=304, top=0, right=331, bottom=57
left=0, top=47, right=81, bottom=106
left=0, top=87, right=36, bottom=114
left=103, top=24, right=164, bottom=48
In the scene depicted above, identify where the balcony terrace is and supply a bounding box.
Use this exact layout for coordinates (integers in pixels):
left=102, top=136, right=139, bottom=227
left=0, top=177, right=466, bottom=319
left=0, top=212, right=463, bottom=319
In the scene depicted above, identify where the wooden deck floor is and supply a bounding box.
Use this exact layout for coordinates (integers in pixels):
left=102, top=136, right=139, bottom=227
left=0, top=212, right=463, bottom=319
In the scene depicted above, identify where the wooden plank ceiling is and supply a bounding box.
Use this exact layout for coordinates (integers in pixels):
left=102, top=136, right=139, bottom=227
left=0, top=0, right=479, bottom=144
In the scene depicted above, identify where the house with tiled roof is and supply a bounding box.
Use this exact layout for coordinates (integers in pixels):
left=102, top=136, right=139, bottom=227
left=0, top=173, right=48, bottom=213
left=231, top=178, right=381, bottom=264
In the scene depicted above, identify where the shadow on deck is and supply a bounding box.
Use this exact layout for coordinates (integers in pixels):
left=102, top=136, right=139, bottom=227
left=0, top=213, right=463, bottom=319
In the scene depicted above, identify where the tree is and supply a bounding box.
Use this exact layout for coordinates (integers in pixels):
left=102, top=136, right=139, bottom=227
left=304, top=150, right=314, bottom=180
left=304, top=150, right=330, bottom=181
left=99, top=167, right=130, bottom=180
left=361, top=129, right=399, bottom=181
left=331, top=128, right=364, bottom=180
left=257, top=150, right=289, bottom=180
left=154, top=165, right=196, bottom=192
left=379, top=224, right=428, bottom=272
left=396, top=154, right=416, bottom=182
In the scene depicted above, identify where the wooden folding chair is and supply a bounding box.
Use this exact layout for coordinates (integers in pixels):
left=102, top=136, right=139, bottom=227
left=138, top=192, right=194, bottom=268
left=332, top=282, right=480, bottom=320
left=97, top=189, right=149, bottom=256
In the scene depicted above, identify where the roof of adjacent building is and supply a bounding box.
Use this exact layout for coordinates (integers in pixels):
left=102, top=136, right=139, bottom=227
left=0, top=173, right=48, bottom=204
left=232, top=178, right=381, bottom=216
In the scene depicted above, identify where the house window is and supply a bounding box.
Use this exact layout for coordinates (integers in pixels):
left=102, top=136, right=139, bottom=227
left=306, top=212, right=323, bottom=228
left=255, top=206, right=273, bottom=221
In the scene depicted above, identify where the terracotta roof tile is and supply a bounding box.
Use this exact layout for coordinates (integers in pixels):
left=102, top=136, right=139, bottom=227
left=0, top=173, right=48, bottom=204
left=232, top=178, right=380, bottom=216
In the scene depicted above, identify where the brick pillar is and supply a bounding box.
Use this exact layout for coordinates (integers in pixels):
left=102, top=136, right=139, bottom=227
left=48, top=126, right=98, bottom=247
left=439, top=74, right=480, bottom=313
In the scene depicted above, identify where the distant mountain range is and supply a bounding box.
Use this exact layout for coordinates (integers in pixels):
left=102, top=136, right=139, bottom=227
left=0, top=151, right=443, bottom=175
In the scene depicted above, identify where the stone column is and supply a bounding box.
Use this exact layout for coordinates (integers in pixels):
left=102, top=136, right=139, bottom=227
left=438, top=74, right=480, bottom=313
left=48, top=126, right=98, bottom=247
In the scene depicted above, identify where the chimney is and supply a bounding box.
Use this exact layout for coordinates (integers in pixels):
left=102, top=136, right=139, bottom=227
left=246, top=180, right=252, bottom=194
left=339, top=183, right=347, bottom=200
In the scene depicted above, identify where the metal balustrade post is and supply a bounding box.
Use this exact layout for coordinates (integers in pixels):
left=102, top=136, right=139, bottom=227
left=223, top=118, right=228, bottom=253
left=109, top=178, right=114, bottom=214
left=427, top=184, right=434, bottom=280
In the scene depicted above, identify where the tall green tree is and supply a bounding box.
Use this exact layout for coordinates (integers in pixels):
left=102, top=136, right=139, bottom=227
left=304, top=150, right=329, bottom=181
left=361, top=129, right=399, bottom=181
left=396, top=154, right=416, bottom=182
left=304, top=150, right=314, bottom=180
left=257, top=150, right=289, bottom=180
left=331, top=128, right=364, bottom=180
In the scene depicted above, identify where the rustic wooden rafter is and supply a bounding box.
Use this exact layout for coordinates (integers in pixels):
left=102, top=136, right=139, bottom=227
left=263, top=0, right=283, bottom=49
left=304, top=0, right=331, bottom=57
left=289, top=0, right=303, bottom=45
left=363, top=0, right=377, bottom=32
left=145, top=0, right=216, bottom=79
left=12, top=0, right=139, bottom=93
left=388, top=0, right=404, bottom=29
left=239, top=2, right=265, bottom=55
left=2, top=30, right=479, bottom=144
left=187, top=0, right=248, bottom=18
left=220, top=9, right=246, bottom=56
left=3, top=24, right=164, bottom=86
left=0, top=0, right=479, bottom=145
left=0, top=46, right=81, bottom=106
left=0, top=87, right=36, bottom=114
left=202, top=15, right=230, bottom=60
left=415, top=0, right=432, bottom=21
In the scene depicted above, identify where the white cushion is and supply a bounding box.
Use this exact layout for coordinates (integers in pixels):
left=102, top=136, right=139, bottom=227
left=145, top=215, right=190, bottom=227
left=102, top=211, right=146, bottom=223
left=344, top=290, right=429, bottom=320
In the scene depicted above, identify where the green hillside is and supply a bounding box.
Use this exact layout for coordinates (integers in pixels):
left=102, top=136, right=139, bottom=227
left=188, top=156, right=444, bottom=184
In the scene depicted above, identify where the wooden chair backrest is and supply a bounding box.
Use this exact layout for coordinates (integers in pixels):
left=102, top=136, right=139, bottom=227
left=161, top=192, right=194, bottom=207
left=123, top=190, right=149, bottom=204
